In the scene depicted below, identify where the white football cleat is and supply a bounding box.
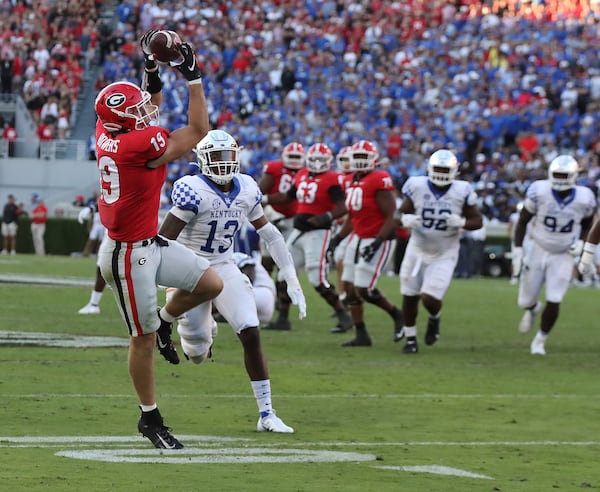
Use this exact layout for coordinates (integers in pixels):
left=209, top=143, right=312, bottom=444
left=530, top=335, right=546, bottom=355
left=78, top=303, right=100, bottom=314
left=518, top=301, right=541, bottom=333
left=257, top=411, right=294, bottom=433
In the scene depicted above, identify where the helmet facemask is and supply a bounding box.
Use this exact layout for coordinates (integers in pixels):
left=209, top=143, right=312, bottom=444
left=195, top=130, right=241, bottom=185
left=427, top=149, right=459, bottom=186
left=549, top=155, right=578, bottom=191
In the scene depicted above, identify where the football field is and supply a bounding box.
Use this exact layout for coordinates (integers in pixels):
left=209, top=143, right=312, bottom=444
left=1, top=254, right=599, bottom=491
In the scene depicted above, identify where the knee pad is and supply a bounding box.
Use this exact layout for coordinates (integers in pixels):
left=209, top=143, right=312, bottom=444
left=362, top=288, right=383, bottom=304
left=345, top=295, right=362, bottom=306
left=177, top=318, right=216, bottom=364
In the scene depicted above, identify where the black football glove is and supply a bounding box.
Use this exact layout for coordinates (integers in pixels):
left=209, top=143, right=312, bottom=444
left=174, top=42, right=202, bottom=82
left=360, top=237, right=383, bottom=262
left=140, top=29, right=159, bottom=71
left=326, top=235, right=342, bottom=264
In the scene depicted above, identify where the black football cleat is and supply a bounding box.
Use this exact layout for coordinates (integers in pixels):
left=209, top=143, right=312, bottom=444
left=138, top=414, right=183, bottom=449
left=425, top=317, right=440, bottom=346
left=156, top=308, right=180, bottom=364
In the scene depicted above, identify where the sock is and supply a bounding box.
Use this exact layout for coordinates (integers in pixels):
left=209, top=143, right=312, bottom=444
left=251, top=379, right=273, bottom=416
left=536, top=329, right=548, bottom=340
left=90, top=290, right=103, bottom=305
left=429, top=311, right=441, bottom=320
left=355, top=322, right=367, bottom=335
left=159, top=307, right=175, bottom=323
left=140, top=403, right=157, bottom=412
left=404, top=325, right=417, bottom=338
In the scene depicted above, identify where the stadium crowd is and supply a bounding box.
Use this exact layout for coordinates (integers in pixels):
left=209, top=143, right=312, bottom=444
left=2, top=0, right=600, bottom=224
left=95, top=0, right=600, bottom=225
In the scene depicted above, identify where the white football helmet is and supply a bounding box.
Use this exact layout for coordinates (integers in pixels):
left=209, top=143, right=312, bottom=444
left=336, top=146, right=352, bottom=173
left=349, top=140, right=378, bottom=171
left=306, top=143, right=333, bottom=173
left=195, top=129, right=240, bottom=185
left=281, top=142, right=305, bottom=170
left=428, top=149, right=459, bottom=186
left=548, top=154, right=578, bottom=191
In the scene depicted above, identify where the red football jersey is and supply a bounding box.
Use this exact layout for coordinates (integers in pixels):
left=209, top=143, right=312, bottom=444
left=262, top=160, right=298, bottom=217
left=294, top=168, right=342, bottom=215
left=345, top=169, right=395, bottom=238
left=96, top=120, right=169, bottom=242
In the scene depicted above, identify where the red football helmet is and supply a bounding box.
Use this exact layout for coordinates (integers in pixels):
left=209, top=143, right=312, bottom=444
left=95, top=81, right=159, bottom=132
left=306, top=142, right=333, bottom=173
left=336, top=146, right=352, bottom=174
left=349, top=140, right=378, bottom=171
left=281, top=142, right=305, bottom=169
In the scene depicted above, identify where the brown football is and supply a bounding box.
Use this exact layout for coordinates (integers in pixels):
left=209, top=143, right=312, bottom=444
left=148, top=30, right=183, bottom=64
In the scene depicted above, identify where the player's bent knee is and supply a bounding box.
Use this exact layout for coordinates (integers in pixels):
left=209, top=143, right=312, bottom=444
left=194, top=267, right=224, bottom=298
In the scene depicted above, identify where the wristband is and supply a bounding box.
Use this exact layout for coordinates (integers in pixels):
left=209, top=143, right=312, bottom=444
left=580, top=250, right=594, bottom=266
left=188, top=78, right=203, bottom=86
left=144, top=68, right=162, bottom=94
left=582, top=242, right=597, bottom=255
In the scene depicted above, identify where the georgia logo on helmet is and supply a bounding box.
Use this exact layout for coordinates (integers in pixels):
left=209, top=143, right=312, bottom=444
left=95, top=81, right=159, bottom=132
left=336, top=146, right=353, bottom=174
left=306, top=142, right=333, bottom=174
left=548, top=154, right=579, bottom=191
left=349, top=140, right=378, bottom=171
left=427, top=149, right=459, bottom=187
left=194, top=129, right=241, bottom=185
left=281, top=142, right=305, bottom=169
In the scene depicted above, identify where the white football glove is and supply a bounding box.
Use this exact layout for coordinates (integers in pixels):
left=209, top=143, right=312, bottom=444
left=77, top=207, right=91, bottom=224
left=285, top=276, right=307, bottom=320
left=446, top=214, right=466, bottom=229
left=401, top=214, right=422, bottom=229
left=568, top=239, right=584, bottom=257
left=577, top=242, right=597, bottom=275
left=511, top=246, right=523, bottom=278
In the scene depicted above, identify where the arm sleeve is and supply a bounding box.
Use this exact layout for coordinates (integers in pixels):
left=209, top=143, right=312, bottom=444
left=256, top=222, right=296, bottom=280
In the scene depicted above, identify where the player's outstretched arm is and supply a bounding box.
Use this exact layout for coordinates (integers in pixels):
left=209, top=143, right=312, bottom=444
left=253, top=215, right=306, bottom=319
left=146, top=42, right=208, bottom=169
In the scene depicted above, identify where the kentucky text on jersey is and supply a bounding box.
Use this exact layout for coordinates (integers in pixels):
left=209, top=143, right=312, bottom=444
left=97, top=133, right=120, bottom=153
left=210, top=209, right=244, bottom=219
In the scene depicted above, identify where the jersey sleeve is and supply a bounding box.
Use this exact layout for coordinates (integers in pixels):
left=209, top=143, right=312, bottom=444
left=401, top=177, right=415, bottom=200
left=465, top=183, right=478, bottom=207
left=375, top=170, right=395, bottom=191
left=263, top=160, right=279, bottom=177
left=582, top=188, right=597, bottom=218
left=243, top=175, right=265, bottom=222
left=524, top=181, right=539, bottom=214
left=131, top=126, right=170, bottom=162
left=169, top=176, right=202, bottom=222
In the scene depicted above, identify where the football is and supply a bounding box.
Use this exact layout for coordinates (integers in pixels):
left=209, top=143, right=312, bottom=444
left=148, top=30, right=183, bottom=64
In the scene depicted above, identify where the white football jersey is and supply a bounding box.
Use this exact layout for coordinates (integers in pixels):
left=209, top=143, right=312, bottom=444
left=169, top=173, right=264, bottom=264
left=524, top=180, right=595, bottom=254
left=402, top=176, right=478, bottom=256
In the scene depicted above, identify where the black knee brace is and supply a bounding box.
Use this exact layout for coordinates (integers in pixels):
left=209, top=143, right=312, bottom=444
left=362, top=288, right=383, bottom=304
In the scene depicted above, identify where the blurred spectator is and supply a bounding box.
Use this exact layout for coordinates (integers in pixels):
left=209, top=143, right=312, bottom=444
left=0, top=51, right=13, bottom=93
left=37, top=118, right=55, bottom=158
left=2, top=119, right=17, bottom=157
left=1, top=194, right=22, bottom=255
left=72, top=194, right=85, bottom=207
left=30, top=194, right=47, bottom=256
left=40, top=93, right=59, bottom=125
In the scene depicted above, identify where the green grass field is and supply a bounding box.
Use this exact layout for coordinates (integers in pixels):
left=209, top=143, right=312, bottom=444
left=1, top=254, right=599, bottom=491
